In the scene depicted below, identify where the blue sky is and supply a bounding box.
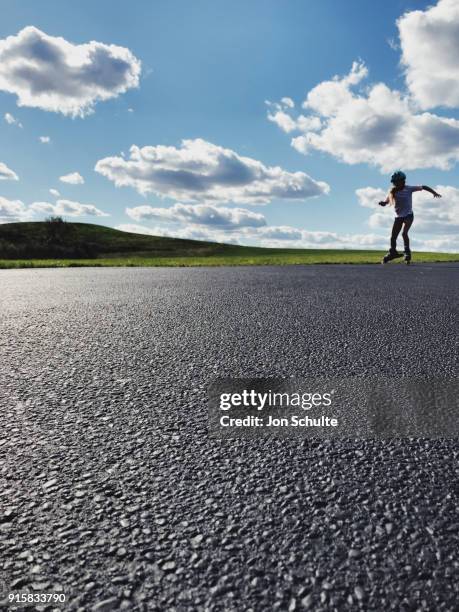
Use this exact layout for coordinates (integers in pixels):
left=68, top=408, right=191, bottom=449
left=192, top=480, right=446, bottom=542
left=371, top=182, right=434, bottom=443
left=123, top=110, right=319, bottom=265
left=1, top=0, right=458, bottom=250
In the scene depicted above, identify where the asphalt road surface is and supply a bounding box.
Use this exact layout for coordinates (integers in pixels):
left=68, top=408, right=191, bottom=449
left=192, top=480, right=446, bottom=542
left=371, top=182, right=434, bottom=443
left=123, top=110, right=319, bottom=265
left=1, top=264, right=458, bottom=611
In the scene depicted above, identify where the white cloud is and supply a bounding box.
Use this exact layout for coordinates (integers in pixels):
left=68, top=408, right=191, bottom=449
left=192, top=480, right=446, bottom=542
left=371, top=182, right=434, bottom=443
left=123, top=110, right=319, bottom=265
left=271, top=58, right=459, bottom=172
left=120, top=181, right=459, bottom=250
left=39, top=136, right=50, bottom=143
left=49, top=188, right=60, bottom=197
left=355, top=187, right=388, bottom=209
left=30, top=198, right=108, bottom=217
left=0, top=196, right=28, bottom=222
left=414, top=235, right=459, bottom=252
left=95, top=138, right=329, bottom=204
left=296, top=115, right=322, bottom=132
left=267, top=100, right=298, bottom=133
left=116, top=223, right=235, bottom=243
left=117, top=218, right=459, bottom=252
left=267, top=110, right=297, bottom=133
left=252, top=226, right=459, bottom=252
left=359, top=184, right=459, bottom=236
left=0, top=195, right=107, bottom=222
left=253, top=225, right=302, bottom=241
left=4, top=112, right=22, bottom=127
left=281, top=97, right=294, bottom=109
left=126, top=203, right=266, bottom=229
left=29, top=202, right=56, bottom=215
left=0, top=161, right=19, bottom=181
left=266, top=97, right=318, bottom=134
left=398, top=0, right=459, bottom=109
left=236, top=222, right=387, bottom=249
left=302, top=60, right=368, bottom=115
left=118, top=220, right=387, bottom=249
left=59, top=172, right=84, bottom=185
left=0, top=26, right=141, bottom=117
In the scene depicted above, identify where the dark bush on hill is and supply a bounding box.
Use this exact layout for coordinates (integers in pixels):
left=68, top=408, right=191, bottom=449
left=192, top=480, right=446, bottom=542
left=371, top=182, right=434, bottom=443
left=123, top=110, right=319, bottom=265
left=0, top=217, right=102, bottom=259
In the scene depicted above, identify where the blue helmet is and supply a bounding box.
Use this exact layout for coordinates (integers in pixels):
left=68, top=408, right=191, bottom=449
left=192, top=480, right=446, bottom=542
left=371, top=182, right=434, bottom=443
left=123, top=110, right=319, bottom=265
left=391, top=170, right=406, bottom=184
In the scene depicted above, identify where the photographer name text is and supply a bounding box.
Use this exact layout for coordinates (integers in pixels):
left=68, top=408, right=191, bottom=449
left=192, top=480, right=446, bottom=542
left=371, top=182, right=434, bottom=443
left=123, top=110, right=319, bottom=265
left=220, top=414, right=338, bottom=428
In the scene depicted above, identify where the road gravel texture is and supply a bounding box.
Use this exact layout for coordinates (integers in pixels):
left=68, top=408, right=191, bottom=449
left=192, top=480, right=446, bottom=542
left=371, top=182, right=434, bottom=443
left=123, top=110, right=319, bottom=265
left=0, top=264, right=458, bottom=611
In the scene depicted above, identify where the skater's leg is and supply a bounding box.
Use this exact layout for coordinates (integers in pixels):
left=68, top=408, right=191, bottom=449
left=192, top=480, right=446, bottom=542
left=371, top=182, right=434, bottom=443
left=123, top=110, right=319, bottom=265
left=402, top=214, right=414, bottom=251
left=383, top=218, right=404, bottom=263
left=390, top=218, right=403, bottom=251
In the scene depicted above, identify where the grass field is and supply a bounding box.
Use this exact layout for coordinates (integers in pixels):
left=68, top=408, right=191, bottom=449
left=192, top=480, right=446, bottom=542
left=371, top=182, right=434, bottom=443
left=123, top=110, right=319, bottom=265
left=1, top=221, right=458, bottom=268
left=1, top=250, right=459, bottom=269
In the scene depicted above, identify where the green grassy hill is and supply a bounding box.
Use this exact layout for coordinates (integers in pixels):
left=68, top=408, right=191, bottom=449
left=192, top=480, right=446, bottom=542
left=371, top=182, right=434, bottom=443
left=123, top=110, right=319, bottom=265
left=0, top=221, right=458, bottom=268
left=0, top=221, right=241, bottom=258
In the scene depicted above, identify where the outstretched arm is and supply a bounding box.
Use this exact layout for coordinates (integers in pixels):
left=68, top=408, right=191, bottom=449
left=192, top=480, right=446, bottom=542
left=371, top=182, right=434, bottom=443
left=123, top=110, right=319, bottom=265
left=422, top=185, right=442, bottom=198
left=378, top=197, right=389, bottom=206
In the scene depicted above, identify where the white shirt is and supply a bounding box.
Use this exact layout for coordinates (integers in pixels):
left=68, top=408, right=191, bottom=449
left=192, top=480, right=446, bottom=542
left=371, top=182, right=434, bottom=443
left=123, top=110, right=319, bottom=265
left=389, top=185, right=422, bottom=218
